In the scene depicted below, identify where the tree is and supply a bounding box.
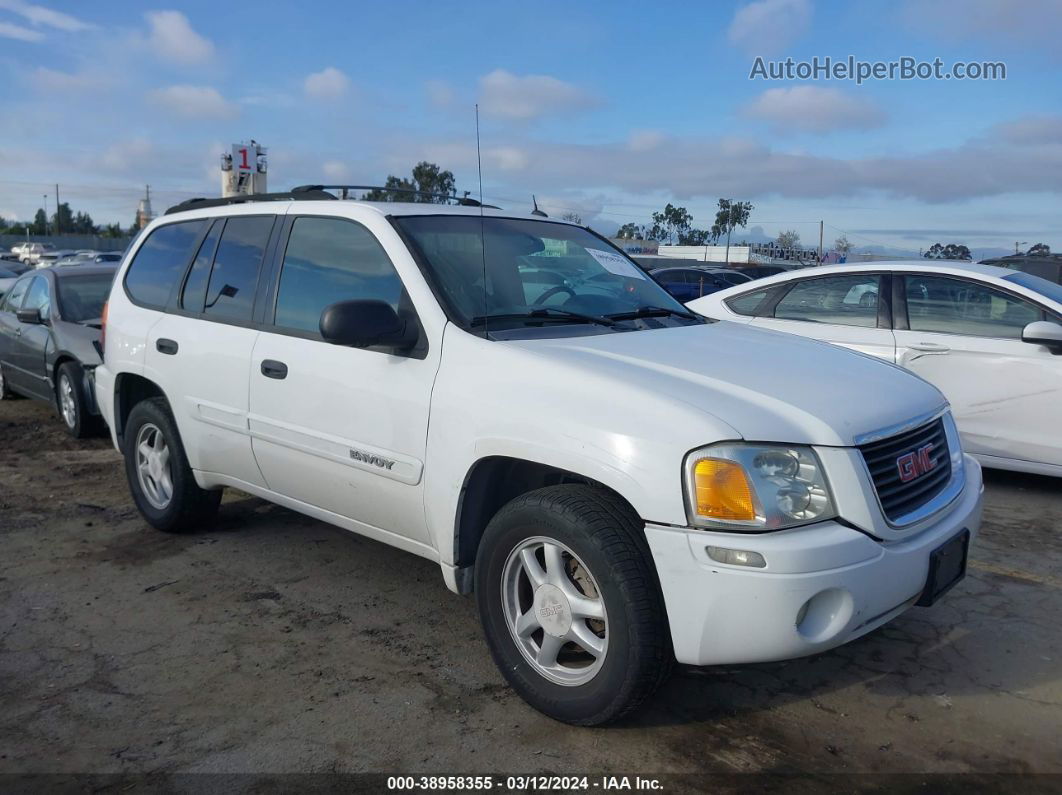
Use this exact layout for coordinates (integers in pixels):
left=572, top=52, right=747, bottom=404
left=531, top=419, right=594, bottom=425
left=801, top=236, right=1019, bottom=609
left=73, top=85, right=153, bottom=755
left=615, top=223, right=644, bottom=240
left=710, top=199, right=754, bottom=263
left=776, top=229, right=801, bottom=249
left=71, top=211, right=97, bottom=235
left=648, top=203, right=692, bottom=245
left=924, top=242, right=972, bottom=261
left=561, top=211, right=583, bottom=224
left=678, top=228, right=711, bottom=245
left=32, top=208, right=48, bottom=235
left=1028, top=243, right=1051, bottom=256
left=834, top=234, right=852, bottom=255
left=50, top=202, right=74, bottom=235
left=363, top=161, right=456, bottom=203
left=101, top=223, right=124, bottom=238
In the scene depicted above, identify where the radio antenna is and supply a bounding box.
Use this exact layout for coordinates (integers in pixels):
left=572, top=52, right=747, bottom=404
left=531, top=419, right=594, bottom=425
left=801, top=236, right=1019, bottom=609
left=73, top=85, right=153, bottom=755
left=476, top=103, right=488, bottom=333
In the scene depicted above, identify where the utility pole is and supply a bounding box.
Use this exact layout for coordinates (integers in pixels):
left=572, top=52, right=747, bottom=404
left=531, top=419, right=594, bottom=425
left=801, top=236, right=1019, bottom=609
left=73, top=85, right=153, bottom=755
left=42, top=194, right=48, bottom=236
left=55, top=184, right=61, bottom=235
left=818, top=220, right=824, bottom=262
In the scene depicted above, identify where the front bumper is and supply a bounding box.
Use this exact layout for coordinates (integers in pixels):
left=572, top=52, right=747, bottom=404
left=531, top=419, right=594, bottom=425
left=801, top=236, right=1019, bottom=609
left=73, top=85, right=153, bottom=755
left=646, top=454, right=983, bottom=666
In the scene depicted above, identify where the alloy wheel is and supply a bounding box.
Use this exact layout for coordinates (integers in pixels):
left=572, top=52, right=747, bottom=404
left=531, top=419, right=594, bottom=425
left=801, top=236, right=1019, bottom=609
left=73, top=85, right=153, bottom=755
left=135, top=423, right=173, bottom=510
left=501, top=536, right=608, bottom=686
left=59, top=374, right=76, bottom=428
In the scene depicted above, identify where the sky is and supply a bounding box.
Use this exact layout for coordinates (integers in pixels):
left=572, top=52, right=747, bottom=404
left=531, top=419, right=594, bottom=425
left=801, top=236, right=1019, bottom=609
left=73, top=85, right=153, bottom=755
left=0, top=0, right=1060, bottom=257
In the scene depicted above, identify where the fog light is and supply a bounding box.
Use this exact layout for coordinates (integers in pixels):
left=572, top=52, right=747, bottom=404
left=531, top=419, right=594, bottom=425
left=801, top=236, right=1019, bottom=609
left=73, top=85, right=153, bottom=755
left=706, top=546, right=766, bottom=568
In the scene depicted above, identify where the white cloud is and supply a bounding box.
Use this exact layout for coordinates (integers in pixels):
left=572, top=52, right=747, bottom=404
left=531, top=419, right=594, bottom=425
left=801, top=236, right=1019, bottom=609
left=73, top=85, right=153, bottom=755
left=0, top=0, right=92, bottom=32
left=478, top=69, right=598, bottom=121
left=742, top=86, right=886, bottom=133
left=487, top=146, right=529, bottom=171
left=425, top=79, right=454, bottom=108
left=304, top=67, right=350, bottom=99
left=143, top=10, right=214, bottom=65
left=728, top=0, right=812, bottom=55
left=322, top=160, right=350, bottom=180
left=995, top=116, right=1062, bottom=145
left=100, top=138, right=155, bottom=173
left=627, top=130, right=665, bottom=152
left=29, top=66, right=110, bottom=92
left=0, top=20, right=41, bottom=40
left=148, top=85, right=237, bottom=119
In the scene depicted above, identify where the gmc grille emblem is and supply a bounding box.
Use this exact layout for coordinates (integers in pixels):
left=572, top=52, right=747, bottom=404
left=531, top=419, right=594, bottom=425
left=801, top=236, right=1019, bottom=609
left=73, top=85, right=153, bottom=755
left=896, top=443, right=937, bottom=483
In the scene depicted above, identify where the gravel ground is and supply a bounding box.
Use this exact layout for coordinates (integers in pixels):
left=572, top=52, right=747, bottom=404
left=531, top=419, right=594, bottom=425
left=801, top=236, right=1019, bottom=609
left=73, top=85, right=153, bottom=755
left=1, top=397, right=1060, bottom=783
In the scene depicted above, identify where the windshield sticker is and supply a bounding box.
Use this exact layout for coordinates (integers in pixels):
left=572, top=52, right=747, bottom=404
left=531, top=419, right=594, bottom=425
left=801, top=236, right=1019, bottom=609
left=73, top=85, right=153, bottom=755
left=586, top=248, right=646, bottom=280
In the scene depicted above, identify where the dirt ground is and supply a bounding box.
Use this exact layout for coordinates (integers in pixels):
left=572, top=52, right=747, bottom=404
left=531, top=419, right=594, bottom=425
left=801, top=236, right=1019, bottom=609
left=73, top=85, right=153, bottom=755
left=1, top=397, right=1060, bottom=783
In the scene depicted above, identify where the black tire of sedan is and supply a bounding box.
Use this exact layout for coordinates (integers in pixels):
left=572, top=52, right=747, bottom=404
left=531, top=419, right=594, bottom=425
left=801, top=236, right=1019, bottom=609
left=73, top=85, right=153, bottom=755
left=475, top=484, right=673, bottom=725
left=123, top=397, right=221, bottom=533
left=55, top=361, right=96, bottom=438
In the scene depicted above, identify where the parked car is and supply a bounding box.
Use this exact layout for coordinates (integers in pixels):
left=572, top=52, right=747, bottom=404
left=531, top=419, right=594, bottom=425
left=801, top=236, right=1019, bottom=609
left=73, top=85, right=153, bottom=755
left=95, top=194, right=981, bottom=725
left=689, top=261, right=1062, bottom=477
left=93, top=252, right=124, bottom=264
left=36, top=249, right=78, bottom=268
left=19, top=242, right=54, bottom=264
left=650, top=266, right=753, bottom=301
left=0, top=264, right=116, bottom=436
left=734, top=265, right=788, bottom=280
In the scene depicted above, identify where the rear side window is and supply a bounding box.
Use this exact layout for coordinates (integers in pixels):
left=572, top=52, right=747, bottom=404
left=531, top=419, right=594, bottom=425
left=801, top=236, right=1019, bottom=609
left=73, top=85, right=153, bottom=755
left=124, top=220, right=207, bottom=308
left=726, top=288, right=772, bottom=316
left=273, top=216, right=404, bottom=334
left=773, top=275, right=880, bottom=327
left=204, top=216, right=274, bottom=322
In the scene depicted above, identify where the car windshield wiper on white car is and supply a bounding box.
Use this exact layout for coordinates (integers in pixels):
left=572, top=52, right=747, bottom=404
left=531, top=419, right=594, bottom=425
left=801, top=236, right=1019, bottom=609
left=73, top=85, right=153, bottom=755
left=469, top=307, right=616, bottom=328
left=606, top=305, right=700, bottom=322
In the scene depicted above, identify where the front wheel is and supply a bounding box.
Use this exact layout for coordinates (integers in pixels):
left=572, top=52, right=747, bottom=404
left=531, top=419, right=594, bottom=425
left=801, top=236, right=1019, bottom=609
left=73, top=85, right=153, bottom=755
left=55, top=361, right=98, bottom=438
left=475, top=485, right=673, bottom=725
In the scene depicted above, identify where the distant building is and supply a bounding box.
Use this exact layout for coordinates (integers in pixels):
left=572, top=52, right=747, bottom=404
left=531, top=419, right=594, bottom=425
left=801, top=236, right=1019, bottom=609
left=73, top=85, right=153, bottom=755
left=136, top=186, right=154, bottom=230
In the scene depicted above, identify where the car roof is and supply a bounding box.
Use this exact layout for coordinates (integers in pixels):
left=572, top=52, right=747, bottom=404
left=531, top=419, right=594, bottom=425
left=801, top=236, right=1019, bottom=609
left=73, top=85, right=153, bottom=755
left=50, top=264, right=118, bottom=277
left=157, top=199, right=580, bottom=226
left=724, top=259, right=1016, bottom=289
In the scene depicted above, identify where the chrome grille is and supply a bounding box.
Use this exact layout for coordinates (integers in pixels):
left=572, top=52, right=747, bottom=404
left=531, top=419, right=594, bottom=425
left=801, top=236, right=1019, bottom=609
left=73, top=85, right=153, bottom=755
left=859, top=418, right=951, bottom=523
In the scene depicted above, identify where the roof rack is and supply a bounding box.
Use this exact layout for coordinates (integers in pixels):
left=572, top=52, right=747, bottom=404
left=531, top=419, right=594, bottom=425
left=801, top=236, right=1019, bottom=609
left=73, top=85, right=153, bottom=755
left=165, top=189, right=335, bottom=215
left=165, top=184, right=502, bottom=216
left=292, top=184, right=499, bottom=208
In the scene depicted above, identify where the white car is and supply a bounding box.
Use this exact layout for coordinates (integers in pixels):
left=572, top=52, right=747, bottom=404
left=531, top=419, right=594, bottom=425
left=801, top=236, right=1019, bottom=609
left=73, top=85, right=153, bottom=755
left=94, top=192, right=982, bottom=724
left=20, top=242, right=54, bottom=264
left=689, top=261, right=1062, bottom=476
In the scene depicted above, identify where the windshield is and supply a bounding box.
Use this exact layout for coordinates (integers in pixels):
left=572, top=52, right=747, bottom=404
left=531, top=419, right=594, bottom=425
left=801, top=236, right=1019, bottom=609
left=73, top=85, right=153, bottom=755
left=56, top=272, right=115, bottom=322
left=1004, top=271, right=1062, bottom=305
left=394, top=215, right=698, bottom=333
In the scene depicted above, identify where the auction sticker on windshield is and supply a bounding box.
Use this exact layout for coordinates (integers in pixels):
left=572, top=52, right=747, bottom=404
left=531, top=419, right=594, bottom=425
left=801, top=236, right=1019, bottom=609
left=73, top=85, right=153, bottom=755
left=586, top=248, right=646, bottom=279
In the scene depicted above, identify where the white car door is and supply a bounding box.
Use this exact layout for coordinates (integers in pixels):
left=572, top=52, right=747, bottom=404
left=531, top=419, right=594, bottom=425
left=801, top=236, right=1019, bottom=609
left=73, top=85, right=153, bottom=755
left=141, top=215, right=275, bottom=488
left=247, top=214, right=439, bottom=550
left=894, top=272, right=1062, bottom=468
left=748, top=273, right=896, bottom=361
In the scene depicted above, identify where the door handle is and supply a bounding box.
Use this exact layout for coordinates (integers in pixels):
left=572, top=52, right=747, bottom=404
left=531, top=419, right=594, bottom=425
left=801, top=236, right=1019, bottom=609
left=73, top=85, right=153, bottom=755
left=260, top=359, right=288, bottom=380
left=155, top=338, right=179, bottom=355
left=909, top=342, right=950, bottom=353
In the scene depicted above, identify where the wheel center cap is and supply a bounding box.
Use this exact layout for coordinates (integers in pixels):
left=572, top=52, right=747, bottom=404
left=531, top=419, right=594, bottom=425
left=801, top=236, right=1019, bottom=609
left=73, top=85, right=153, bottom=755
left=533, top=583, right=572, bottom=638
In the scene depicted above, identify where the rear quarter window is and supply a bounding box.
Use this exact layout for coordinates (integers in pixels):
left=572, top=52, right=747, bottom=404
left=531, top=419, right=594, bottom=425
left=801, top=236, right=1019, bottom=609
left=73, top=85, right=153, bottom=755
left=726, top=288, right=772, bottom=316
left=123, top=220, right=207, bottom=308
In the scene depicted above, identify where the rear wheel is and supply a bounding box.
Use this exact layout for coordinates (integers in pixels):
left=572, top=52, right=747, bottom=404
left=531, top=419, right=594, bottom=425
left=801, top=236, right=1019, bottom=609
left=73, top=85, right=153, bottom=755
left=55, top=361, right=98, bottom=438
left=123, top=397, right=221, bottom=532
left=475, top=485, right=673, bottom=725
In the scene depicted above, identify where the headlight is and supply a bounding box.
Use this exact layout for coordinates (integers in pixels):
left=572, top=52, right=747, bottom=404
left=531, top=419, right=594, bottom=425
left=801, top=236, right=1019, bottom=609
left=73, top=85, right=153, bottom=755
left=684, top=443, right=836, bottom=531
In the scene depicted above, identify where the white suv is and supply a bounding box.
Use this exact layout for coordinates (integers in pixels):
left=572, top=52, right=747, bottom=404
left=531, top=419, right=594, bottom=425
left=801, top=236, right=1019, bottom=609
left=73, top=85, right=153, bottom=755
left=95, top=188, right=983, bottom=725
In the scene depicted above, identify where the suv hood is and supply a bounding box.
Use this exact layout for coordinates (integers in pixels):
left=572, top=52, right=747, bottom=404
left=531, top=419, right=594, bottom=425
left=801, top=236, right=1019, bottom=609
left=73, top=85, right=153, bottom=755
left=511, top=321, right=945, bottom=447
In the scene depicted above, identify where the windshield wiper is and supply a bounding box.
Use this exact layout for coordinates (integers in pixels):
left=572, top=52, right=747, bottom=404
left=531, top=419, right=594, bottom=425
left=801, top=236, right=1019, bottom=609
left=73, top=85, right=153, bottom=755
left=470, top=307, right=615, bottom=328
left=606, top=305, right=699, bottom=321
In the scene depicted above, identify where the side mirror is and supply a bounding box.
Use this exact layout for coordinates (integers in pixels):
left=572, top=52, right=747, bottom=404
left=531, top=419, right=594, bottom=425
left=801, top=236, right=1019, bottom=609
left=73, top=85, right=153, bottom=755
left=16, top=307, right=41, bottom=324
left=320, top=300, right=418, bottom=350
left=1021, top=320, right=1062, bottom=353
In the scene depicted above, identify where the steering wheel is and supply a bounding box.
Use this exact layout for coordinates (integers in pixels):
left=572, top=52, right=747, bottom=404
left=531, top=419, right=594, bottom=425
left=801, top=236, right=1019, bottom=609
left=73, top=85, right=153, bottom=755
left=534, top=285, right=577, bottom=305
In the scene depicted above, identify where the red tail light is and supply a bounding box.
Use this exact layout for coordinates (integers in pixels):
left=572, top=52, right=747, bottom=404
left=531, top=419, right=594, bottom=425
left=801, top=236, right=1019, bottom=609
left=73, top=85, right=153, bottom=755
left=100, top=300, right=108, bottom=356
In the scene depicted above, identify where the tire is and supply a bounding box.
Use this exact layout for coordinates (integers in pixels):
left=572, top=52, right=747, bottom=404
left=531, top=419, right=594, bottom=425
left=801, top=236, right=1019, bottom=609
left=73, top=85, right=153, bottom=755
left=475, top=484, right=673, bottom=725
left=123, top=397, right=221, bottom=533
left=0, top=364, right=15, bottom=400
left=55, top=361, right=98, bottom=438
